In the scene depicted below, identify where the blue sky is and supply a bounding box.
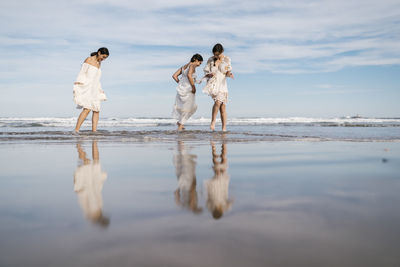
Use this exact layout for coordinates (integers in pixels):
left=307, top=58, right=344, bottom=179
left=0, top=0, right=399, bottom=118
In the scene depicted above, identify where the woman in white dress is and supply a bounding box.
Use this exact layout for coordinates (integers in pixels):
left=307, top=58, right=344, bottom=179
left=73, top=47, right=109, bottom=133
left=203, top=44, right=234, bottom=131
left=172, top=54, right=203, bottom=131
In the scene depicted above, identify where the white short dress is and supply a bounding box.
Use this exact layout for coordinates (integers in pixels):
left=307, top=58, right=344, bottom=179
left=172, top=66, right=198, bottom=124
left=202, top=56, right=232, bottom=104
left=73, top=63, right=107, bottom=112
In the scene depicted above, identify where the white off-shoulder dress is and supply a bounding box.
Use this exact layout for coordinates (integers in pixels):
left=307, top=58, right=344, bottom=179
left=172, top=66, right=198, bottom=124
left=73, top=63, right=107, bottom=112
left=203, top=56, right=232, bottom=104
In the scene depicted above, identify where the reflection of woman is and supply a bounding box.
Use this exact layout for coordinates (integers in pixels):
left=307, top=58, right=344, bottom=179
left=74, top=141, right=109, bottom=227
left=206, top=142, right=232, bottom=219
left=203, top=44, right=234, bottom=131
left=73, top=47, right=109, bottom=133
left=173, top=141, right=202, bottom=214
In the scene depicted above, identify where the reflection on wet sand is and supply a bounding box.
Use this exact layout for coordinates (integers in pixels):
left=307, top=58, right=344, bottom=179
left=74, top=141, right=109, bottom=227
left=173, top=141, right=202, bottom=214
left=173, top=140, right=233, bottom=219
left=206, top=142, right=233, bottom=219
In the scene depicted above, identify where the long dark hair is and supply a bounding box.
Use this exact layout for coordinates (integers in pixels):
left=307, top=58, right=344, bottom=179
left=190, top=53, right=203, bottom=62
left=91, top=47, right=109, bottom=57
left=212, top=43, right=224, bottom=54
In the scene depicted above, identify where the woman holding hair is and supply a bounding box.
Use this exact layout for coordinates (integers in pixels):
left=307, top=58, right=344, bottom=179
left=73, top=47, right=109, bottom=133
left=172, top=54, right=203, bottom=131
left=203, top=43, right=234, bottom=131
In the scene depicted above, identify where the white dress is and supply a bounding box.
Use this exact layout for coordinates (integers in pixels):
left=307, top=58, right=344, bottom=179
left=203, top=56, right=232, bottom=104
left=74, top=162, right=107, bottom=222
left=172, top=66, right=197, bottom=124
left=73, top=63, right=107, bottom=112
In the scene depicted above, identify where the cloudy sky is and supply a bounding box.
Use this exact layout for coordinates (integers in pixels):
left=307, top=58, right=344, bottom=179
left=0, top=0, right=399, bottom=118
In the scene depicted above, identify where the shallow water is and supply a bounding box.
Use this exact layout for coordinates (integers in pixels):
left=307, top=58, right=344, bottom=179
left=0, top=139, right=400, bottom=266
left=1, top=117, right=400, bottom=143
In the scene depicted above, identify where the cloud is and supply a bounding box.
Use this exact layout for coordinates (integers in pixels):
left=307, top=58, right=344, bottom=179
left=0, top=0, right=399, bottom=116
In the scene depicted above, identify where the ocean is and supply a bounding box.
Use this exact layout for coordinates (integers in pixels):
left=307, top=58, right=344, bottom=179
left=1, top=116, right=399, bottom=143
left=1, top=116, right=400, bottom=266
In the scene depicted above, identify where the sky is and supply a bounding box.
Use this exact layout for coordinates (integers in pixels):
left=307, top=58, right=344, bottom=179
left=0, top=0, right=399, bottom=118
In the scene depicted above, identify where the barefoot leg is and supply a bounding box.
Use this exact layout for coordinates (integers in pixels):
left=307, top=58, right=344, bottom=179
left=220, top=103, right=227, bottom=131
left=75, top=108, right=91, bottom=132
left=92, top=111, right=99, bottom=132
left=211, top=101, right=221, bottom=131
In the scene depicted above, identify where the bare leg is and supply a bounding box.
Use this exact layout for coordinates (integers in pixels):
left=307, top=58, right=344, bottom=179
left=92, top=111, right=99, bottom=132
left=75, top=108, right=91, bottom=132
left=211, top=101, right=222, bottom=131
left=220, top=103, right=227, bottom=131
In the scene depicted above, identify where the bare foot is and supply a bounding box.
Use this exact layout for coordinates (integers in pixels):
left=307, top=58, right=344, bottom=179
left=210, top=121, right=216, bottom=131
left=177, top=122, right=184, bottom=131
left=222, top=127, right=227, bottom=132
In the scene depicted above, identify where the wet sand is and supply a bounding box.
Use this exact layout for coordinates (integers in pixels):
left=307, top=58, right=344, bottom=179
left=0, top=138, right=399, bottom=267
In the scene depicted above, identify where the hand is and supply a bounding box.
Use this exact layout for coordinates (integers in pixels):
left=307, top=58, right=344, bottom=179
left=192, top=88, right=196, bottom=94
left=227, top=72, right=234, bottom=79
left=205, top=73, right=214, bottom=78
left=74, top=82, right=83, bottom=85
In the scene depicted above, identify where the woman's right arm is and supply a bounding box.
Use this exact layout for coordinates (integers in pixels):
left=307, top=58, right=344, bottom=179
left=172, top=68, right=182, bottom=83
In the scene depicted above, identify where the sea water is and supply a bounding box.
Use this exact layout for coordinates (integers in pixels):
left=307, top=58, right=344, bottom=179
left=1, top=116, right=399, bottom=143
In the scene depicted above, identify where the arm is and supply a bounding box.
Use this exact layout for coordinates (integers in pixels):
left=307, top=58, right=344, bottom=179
left=172, top=67, right=182, bottom=83
left=188, top=65, right=196, bottom=94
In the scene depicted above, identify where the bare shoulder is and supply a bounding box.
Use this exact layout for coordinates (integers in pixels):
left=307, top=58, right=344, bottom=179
left=188, top=63, right=196, bottom=72
left=84, top=56, right=95, bottom=64
left=182, top=62, right=191, bottom=70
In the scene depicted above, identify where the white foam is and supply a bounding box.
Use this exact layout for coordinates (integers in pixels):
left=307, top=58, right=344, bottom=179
left=0, top=116, right=399, bottom=128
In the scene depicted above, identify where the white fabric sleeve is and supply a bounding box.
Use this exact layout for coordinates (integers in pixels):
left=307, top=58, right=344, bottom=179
left=222, top=56, right=232, bottom=74
left=75, top=64, right=89, bottom=85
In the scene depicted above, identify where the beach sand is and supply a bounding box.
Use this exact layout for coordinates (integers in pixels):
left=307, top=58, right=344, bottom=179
left=0, top=137, right=399, bottom=267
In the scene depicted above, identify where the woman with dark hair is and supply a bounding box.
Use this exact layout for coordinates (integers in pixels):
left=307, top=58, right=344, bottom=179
left=172, top=53, right=203, bottom=131
left=73, top=47, right=109, bottom=133
left=203, top=43, right=234, bottom=131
